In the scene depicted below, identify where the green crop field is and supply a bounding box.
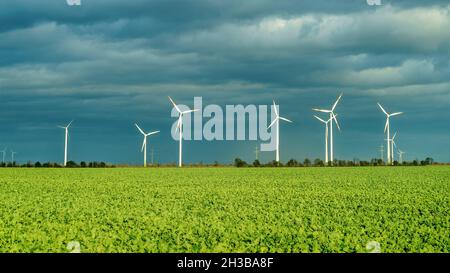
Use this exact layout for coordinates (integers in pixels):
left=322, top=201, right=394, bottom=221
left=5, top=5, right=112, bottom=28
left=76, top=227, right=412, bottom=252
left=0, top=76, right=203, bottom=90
left=0, top=166, right=448, bottom=253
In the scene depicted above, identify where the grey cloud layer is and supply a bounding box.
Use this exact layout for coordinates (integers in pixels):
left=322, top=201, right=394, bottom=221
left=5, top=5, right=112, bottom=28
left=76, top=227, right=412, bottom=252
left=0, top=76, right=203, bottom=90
left=1, top=3, right=449, bottom=93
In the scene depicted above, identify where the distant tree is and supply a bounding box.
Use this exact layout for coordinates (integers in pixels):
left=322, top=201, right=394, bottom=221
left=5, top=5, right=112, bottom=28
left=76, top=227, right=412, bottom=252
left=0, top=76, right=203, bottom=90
left=313, top=158, right=324, bottom=167
left=303, top=158, right=311, bottom=167
left=265, top=160, right=279, bottom=167
left=66, top=161, right=78, bottom=168
left=213, top=161, right=219, bottom=167
left=413, top=160, right=419, bottom=166
left=425, top=157, right=434, bottom=165
left=234, top=158, right=247, bottom=167
left=286, top=159, right=298, bottom=167
left=99, top=162, right=106, bottom=168
left=253, top=159, right=261, bottom=167
left=337, top=160, right=346, bottom=167
left=360, top=161, right=370, bottom=166
left=370, top=158, right=378, bottom=166
left=34, top=161, right=42, bottom=168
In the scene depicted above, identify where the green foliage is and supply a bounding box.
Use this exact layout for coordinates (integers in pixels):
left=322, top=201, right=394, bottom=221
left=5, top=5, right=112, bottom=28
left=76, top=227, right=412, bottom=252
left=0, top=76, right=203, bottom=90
left=234, top=158, right=248, bottom=167
left=286, top=159, right=298, bottom=167
left=66, top=161, right=78, bottom=168
left=252, top=160, right=261, bottom=167
left=0, top=167, right=448, bottom=253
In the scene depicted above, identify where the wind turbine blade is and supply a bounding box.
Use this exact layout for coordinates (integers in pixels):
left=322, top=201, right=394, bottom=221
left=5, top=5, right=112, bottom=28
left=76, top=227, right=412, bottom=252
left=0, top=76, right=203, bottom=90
left=67, top=120, right=74, bottom=128
left=272, top=100, right=279, bottom=117
left=168, top=96, right=181, bottom=113
left=57, top=125, right=65, bottom=129
left=141, top=138, right=146, bottom=152
left=328, top=114, right=337, bottom=123
left=176, top=117, right=181, bottom=132
left=279, top=116, right=293, bottom=123
left=378, top=103, right=388, bottom=116
left=314, top=115, right=326, bottom=123
left=267, top=118, right=278, bottom=129
left=392, top=132, right=397, bottom=140
left=313, top=108, right=331, bottom=113
left=390, top=112, right=403, bottom=117
left=135, top=123, right=145, bottom=135
left=332, top=93, right=343, bottom=111
left=384, top=118, right=389, bottom=133
left=147, top=130, right=160, bottom=136
left=333, top=113, right=341, bottom=131
left=182, top=109, right=199, bottom=114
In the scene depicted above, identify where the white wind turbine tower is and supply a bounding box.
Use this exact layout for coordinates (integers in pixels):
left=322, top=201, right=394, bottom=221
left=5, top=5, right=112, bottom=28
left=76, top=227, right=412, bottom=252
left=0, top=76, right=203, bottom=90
left=58, top=120, right=73, bottom=167
left=313, top=93, right=342, bottom=165
left=268, top=100, right=293, bottom=163
left=391, top=132, right=398, bottom=163
left=378, top=103, right=402, bottom=165
left=11, top=150, right=17, bottom=163
left=168, top=96, right=199, bottom=167
left=135, top=123, right=159, bottom=167
left=1, top=147, right=6, bottom=163
left=398, top=149, right=405, bottom=164
left=313, top=115, right=335, bottom=165
left=385, top=132, right=397, bottom=163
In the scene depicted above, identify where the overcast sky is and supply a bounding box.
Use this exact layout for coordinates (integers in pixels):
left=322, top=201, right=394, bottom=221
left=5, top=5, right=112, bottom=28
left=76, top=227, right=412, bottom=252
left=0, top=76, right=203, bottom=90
left=1, top=0, right=449, bottom=165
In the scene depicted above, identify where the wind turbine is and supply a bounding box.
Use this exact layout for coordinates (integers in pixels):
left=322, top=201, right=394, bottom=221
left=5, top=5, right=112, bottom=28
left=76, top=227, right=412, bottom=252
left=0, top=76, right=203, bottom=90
left=168, top=96, right=199, bottom=167
left=386, top=132, right=399, bottom=163
left=391, top=132, right=397, bottom=163
left=11, top=150, right=17, bottom=163
left=58, top=120, right=73, bottom=167
left=135, top=123, right=159, bottom=167
left=268, top=100, right=293, bottom=164
left=313, top=115, right=335, bottom=165
left=398, top=149, right=405, bottom=164
left=1, top=147, right=6, bottom=163
left=378, top=103, right=402, bottom=165
left=313, top=93, right=342, bottom=165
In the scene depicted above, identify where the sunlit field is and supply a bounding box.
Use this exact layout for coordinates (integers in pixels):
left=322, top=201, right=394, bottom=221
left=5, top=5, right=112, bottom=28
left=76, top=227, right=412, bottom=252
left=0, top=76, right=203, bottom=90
left=0, top=167, right=448, bottom=253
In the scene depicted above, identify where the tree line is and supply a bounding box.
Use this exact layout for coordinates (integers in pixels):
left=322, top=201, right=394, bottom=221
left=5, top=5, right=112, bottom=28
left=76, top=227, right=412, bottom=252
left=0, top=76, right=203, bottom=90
left=0, top=161, right=115, bottom=168
left=0, top=157, right=437, bottom=168
left=234, top=157, right=436, bottom=167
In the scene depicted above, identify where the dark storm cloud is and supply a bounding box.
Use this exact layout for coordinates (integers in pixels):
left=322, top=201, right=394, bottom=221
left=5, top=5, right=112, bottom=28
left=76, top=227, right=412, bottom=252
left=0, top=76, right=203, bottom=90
left=2, top=0, right=449, bottom=33
left=0, top=0, right=374, bottom=33
left=0, top=0, right=449, bottom=163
